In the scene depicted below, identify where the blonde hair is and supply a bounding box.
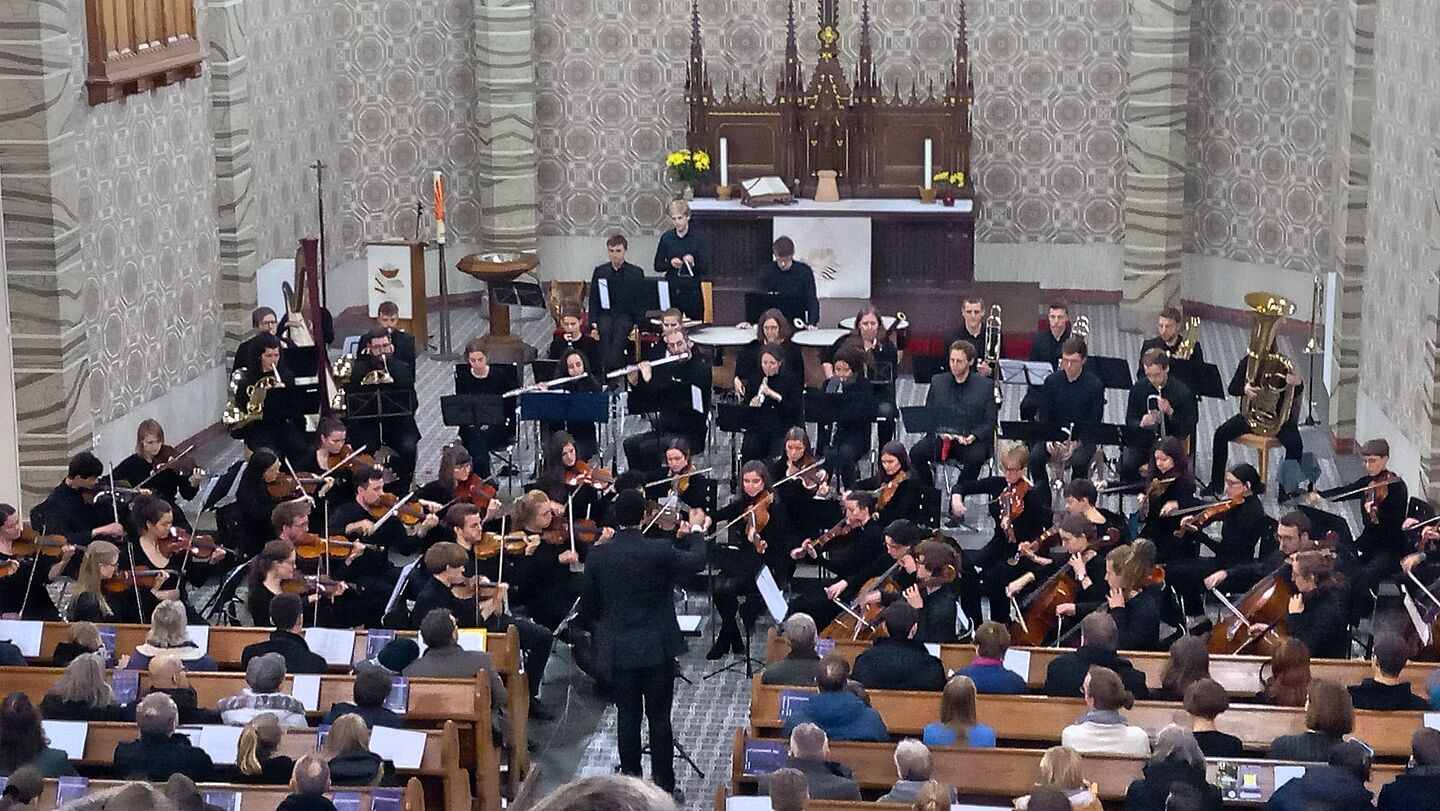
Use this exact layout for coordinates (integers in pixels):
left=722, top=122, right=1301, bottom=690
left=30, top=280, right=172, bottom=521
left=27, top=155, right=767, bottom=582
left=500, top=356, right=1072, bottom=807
left=75, top=540, right=120, bottom=616
left=939, top=675, right=978, bottom=738
left=667, top=199, right=691, bottom=218
left=323, top=713, right=371, bottom=759
left=1038, top=745, right=1086, bottom=791
left=237, top=713, right=283, bottom=776
left=49, top=652, right=114, bottom=707
left=135, top=418, right=165, bottom=453
left=511, top=489, right=551, bottom=531
left=68, top=621, right=102, bottom=651
left=146, top=600, right=191, bottom=647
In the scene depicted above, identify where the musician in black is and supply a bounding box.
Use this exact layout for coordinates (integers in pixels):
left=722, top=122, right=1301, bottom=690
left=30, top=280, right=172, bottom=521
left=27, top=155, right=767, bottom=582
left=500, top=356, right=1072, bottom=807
left=951, top=444, right=1052, bottom=628
left=347, top=328, right=422, bottom=490
left=114, top=420, right=206, bottom=532
left=786, top=517, right=923, bottom=637
left=1287, top=549, right=1351, bottom=658
left=642, top=438, right=717, bottom=520
left=704, top=461, right=787, bottom=658
left=1029, top=337, right=1105, bottom=495
left=909, top=341, right=997, bottom=489
left=740, top=345, right=804, bottom=463
left=0, top=503, right=73, bottom=620
left=1308, top=438, right=1407, bottom=616
left=508, top=489, right=590, bottom=633
left=1138, top=307, right=1203, bottom=367
left=1005, top=514, right=1107, bottom=637
left=1206, top=510, right=1318, bottom=596
left=589, top=234, right=646, bottom=373
left=231, top=333, right=305, bottom=463
left=1121, top=349, right=1198, bottom=481
left=1089, top=540, right=1162, bottom=651
left=1019, top=300, right=1074, bottom=421
left=824, top=306, right=899, bottom=447
left=1134, top=437, right=1199, bottom=553
left=331, top=465, right=432, bottom=624
left=454, top=340, right=516, bottom=479
left=1168, top=463, right=1270, bottom=624
left=754, top=236, right=819, bottom=326
left=231, top=306, right=281, bottom=374
left=30, top=451, right=124, bottom=547
left=734, top=310, right=806, bottom=395
left=538, top=349, right=603, bottom=463
left=623, top=329, right=710, bottom=472
left=652, top=200, right=710, bottom=321
left=126, top=494, right=230, bottom=623
left=945, top=295, right=993, bottom=377
left=854, top=442, right=923, bottom=527
left=1206, top=355, right=1304, bottom=497
left=548, top=305, right=601, bottom=373
left=374, top=300, right=418, bottom=368
left=817, top=347, right=876, bottom=488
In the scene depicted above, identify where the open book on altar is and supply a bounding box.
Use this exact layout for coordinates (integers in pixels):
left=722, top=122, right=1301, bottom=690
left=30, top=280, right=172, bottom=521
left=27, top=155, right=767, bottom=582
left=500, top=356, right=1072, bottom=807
left=740, top=176, right=793, bottom=207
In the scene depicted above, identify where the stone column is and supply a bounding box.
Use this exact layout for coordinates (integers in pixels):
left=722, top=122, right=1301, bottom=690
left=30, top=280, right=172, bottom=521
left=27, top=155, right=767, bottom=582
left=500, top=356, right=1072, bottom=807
left=203, top=0, right=262, bottom=349
left=1119, top=0, right=1192, bottom=332
left=0, top=0, right=94, bottom=501
left=1325, top=0, right=1376, bottom=448
left=1425, top=126, right=1440, bottom=501
left=473, top=0, right=540, bottom=253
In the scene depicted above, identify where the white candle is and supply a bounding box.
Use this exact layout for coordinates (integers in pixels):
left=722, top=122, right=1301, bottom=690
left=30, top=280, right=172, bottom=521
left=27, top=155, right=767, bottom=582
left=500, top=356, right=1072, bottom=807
left=719, top=137, right=729, bottom=188
left=923, top=139, right=933, bottom=189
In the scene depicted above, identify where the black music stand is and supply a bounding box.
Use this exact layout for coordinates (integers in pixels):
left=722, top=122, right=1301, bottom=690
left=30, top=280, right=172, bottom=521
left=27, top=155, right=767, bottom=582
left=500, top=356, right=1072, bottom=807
left=530, top=359, right=560, bottom=382
left=262, top=384, right=322, bottom=420
left=441, top=394, right=507, bottom=431
left=1171, top=358, right=1226, bottom=400
left=898, top=406, right=966, bottom=439
left=999, top=421, right=1070, bottom=445
left=997, top=359, right=1053, bottom=387
left=716, top=403, right=779, bottom=485
left=1074, top=421, right=1157, bottom=451
left=745, top=291, right=800, bottom=324
left=518, top=391, right=609, bottom=472
left=284, top=345, right=324, bottom=382
left=1087, top=356, right=1135, bottom=390
left=345, top=384, right=417, bottom=421
left=488, top=280, right=547, bottom=310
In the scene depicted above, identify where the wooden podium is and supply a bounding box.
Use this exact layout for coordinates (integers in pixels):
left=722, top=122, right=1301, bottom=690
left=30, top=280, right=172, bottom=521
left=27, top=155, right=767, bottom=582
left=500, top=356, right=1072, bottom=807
left=365, top=241, right=429, bottom=347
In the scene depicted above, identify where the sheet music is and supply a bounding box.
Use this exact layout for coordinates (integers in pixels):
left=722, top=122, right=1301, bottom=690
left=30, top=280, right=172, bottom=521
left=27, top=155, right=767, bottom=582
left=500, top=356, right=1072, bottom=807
left=755, top=566, right=788, bottom=624
left=185, top=625, right=210, bottom=654
left=1003, top=649, right=1032, bottom=681
left=691, top=384, right=705, bottom=413
left=458, top=629, right=488, bottom=652
left=369, top=725, right=427, bottom=769
left=291, top=673, right=322, bottom=712
left=0, top=620, right=42, bottom=656
left=305, top=627, right=358, bottom=666
left=597, top=279, right=611, bottom=310
left=43, top=720, right=88, bottom=759
left=658, top=280, right=672, bottom=311
left=190, top=724, right=243, bottom=765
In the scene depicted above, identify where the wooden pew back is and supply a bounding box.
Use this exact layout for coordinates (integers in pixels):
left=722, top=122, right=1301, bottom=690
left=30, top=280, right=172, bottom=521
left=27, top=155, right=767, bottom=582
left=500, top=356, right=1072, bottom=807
left=38, top=777, right=427, bottom=811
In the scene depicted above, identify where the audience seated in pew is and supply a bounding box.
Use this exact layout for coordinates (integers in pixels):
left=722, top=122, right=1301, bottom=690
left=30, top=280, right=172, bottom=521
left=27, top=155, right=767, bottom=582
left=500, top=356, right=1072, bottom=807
left=0, top=693, right=75, bottom=777
left=1264, top=738, right=1375, bottom=811
left=365, top=636, right=420, bottom=676
left=124, top=600, right=217, bottom=672
left=1377, top=727, right=1440, bottom=810
left=1259, top=638, right=1311, bottom=707
left=235, top=712, right=295, bottom=784
left=877, top=739, right=952, bottom=804
left=851, top=603, right=946, bottom=692
left=1184, top=678, right=1243, bottom=758
left=1123, top=725, right=1223, bottom=811
left=165, top=773, right=223, bottom=811
left=1024, top=786, right=1087, bottom=811
left=218, top=652, right=308, bottom=729
left=959, top=621, right=1027, bottom=695
left=1044, top=613, right=1150, bottom=700
left=39, top=653, right=133, bottom=722
left=57, top=780, right=174, bottom=810
left=1153, top=636, right=1210, bottom=703
left=781, top=656, right=888, bottom=742
left=762, top=723, right=860, bottom=801
left=278, top=753, right=338, bottom=811
left=921, top=674, right=995, bottom=747
left=51, top=621, right=113, bottom=668
left=1060, top=666, right=1151, bottom=757
left=1349, top=634, right=1429, bottom=711
left=240, top=593, right=328, bottom=676
left=0, top=766, right=42, bottom=809
left=403, top=608, right=506, bottom=741
left=766, top=767, right=808, bottom=811
left=761, top=613, right=823, bottom=687
left=113, top=692, right=215, bottom=783
left=528, top=774, right=680, bottom=811
left=1012, top=746, right=1102, bottom=811
left=146, top=654, right=221, bottom=725
left=321, top=713, right=397, bottom=788
left=319, top=663, right=403, bottom=728
left=1267, top=679, right=1354, bottom=762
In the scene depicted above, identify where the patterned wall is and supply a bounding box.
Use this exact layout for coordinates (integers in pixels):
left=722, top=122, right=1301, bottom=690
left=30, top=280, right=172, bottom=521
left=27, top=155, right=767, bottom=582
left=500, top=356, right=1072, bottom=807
left=1184, top=0, right=1342, bottom=273
left=533, top=0, right=1130, bottom=243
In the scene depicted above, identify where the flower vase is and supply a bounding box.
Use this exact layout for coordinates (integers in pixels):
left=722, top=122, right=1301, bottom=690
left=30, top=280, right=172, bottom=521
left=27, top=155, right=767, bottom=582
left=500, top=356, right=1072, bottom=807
left=942, top=190, right=955, bottom=207
left=680, top=183, right=694, bottom=201
left=919, top=187, right=937, bottom=204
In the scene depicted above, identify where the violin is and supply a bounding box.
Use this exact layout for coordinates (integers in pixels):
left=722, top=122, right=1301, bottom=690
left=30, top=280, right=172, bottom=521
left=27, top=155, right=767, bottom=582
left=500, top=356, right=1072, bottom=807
left=998, top=479, right=1030, bottom=544
left=279, top=574, right=348, bottom=597
left=875, top=472, right=907, bottom=510
left=156, top=529, right=230, bottom=561
left=799, top=519, right=854, bottom=558
left=451, top=575, right=504, bottom=601
left=101, top=567, right=174, bottom=593
left=366, top=492, right=426, bottom=526
left=1176, top=496, right=1244, bottom=536
left=788, top=455, right=827, bottom=492
left=294, top=533, right=366, bottom=560
left=539, top=510, right=601, bottom=546
left=454, top=474, right=499, bottom=511
left=325, top=444, right=375, bottom=474
left=746, top=491, right=773, bottom=554
left=12, top=529, right=70, bottom=558
left=1364, top=472, right=1398, bottom=523
left=154, top=444, right=206, bottom=477
left=565, top=461, right=615, bottom=490
left=644, top=500, right=687, bottom=533
left=473, top=531, right=529, bottom=559
left=267, top=471, right=326, bottom=499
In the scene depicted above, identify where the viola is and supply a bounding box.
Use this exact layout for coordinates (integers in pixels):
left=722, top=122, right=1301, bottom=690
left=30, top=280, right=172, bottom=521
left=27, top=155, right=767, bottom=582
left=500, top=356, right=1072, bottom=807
left=565, top=461, right=615, bottom=490
left=12, top=529, right=69, bottom=558
left=452, top=575, right=504, bottom=601
left=539, top=510, right=601, bottom=546
left=1364, top=471, right=1398, bottom=523
left=157, top=529, right=230, bottom=560
left=295, top=533, right=366, bottom=560
left=152, top=444, right=206, bottom=479
left=788, top=455, right=827, bottom=491
left=267, top=471, right=325, bottom=499
left=366, top=492, right=425, bottom=526
left=101, top=567, right=173, bottom=594
left=455, top=474, right=499, bottom=511
left=746, top=491, right=773, bottom=554
left=644, top=500, right=687, bottom=533
left=279, top=574, right=348, bottom=597
left=876, top=472, right=907, bottom=510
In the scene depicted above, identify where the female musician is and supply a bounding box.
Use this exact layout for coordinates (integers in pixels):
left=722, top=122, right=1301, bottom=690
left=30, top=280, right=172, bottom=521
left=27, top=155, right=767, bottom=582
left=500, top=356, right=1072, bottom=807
left=903, top=539, right=962, bottom=643
left=0, top=504, right=72, bottom=620
left=1006, top=514, right=1108, bottom=644
left=230, top=333, right=305, bottom=462
left=810, top=518, right=925, bottom=635
left=1169, top=463, right=1270, bottom=623
left=1287, top=550, right=1350, bottom=659
left=113, top=419, right=205, bottom=531
left=535, top=430, right=612, bottom=522
left=740, top=346, right=803, bottom=462
left=68, top=540, right=130, bottom=623
left=1134, top=437, right=1199, bottom=555
left=546, top=306, right=600, bottom=378
left=234, top=450, right=293, bottom=558
left=652, top=200, right=710, bottom=320
left=127, top=494, right=228, bottom=624
left=509, top=490, right=584, bottom=631
left=1086, top=540, right=1162, bottom=651
left=1308, top=438, right=1406, bottom=614
left=1060, top=479, right=1127, bottom=546
left=950, top=444, right=1052, bottom=628
left=454, top=340, right=518, bottom=479
left=294, top=417, right=351, bottom=502
left=818, top=347, right=877, bottom=488
left=643, top=438, right=717, bottom=522
left=765, top=427, right=830, bottom=547
left=246, top=539, right=352, bottom=629
left=826, top=306, right=900, bottom=446
left=705, top=461, right=783, bottom=658
left=416, top=446, right=501, bottom=517
left=538, top=349, right=603, bottom=462
left=734, top=309, right=805, bottom=399
left=853, top=442, right=922, bottom=527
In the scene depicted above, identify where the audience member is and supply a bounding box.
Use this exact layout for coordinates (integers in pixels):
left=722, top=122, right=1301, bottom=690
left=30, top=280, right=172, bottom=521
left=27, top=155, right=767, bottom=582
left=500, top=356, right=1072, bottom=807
left=58, top=782, right=177, bottom=811
left=914, top=779, right=953, bottom=811
left=321, top=662, right=403, bottom=728
left=878, top=739, right=939, bottom=803
left=762, top=613, right=824, bottom=686
left=241, top=593, right=328, bottom=675
left=322, top=712, right=397, bottom=787
left=125, top=599, right=217, bottom=671
left=218, top=652, right=308, bottom=728
left=235, top=712, right=296, bottom=784
left=1264, top=738, right=1374, bottom=810
left=766, top=767, right=808, bottom=811
left=1258, top=638, right=1310, bottom=707
left=164, top=773, right=227, bottom=811
left=1043, top=613, right=1150, bottom=699
left=1377, top=727, right=1440, bottom=810
left=959, top=621, right=1028, bottom=694
left=1023, top=786, right=1083, bottom=811
left=1267, top=679, right=1354, bottom=762
left=1012, top=746, right=1102, bottom=811
left=1123, top=724, right=1223, bottom=810
left=528, top=774, right=678, bottom=811
left=277, top=753, right=337, bottom=811
left=0, top=766, right=43, bottom=810
left=113, top=692, right=215, bottom=782
left=921, top=674, right=996, bottom=747
left=1060, top=666, right=1151, bottom=756
left=404, top=609, right=506, bottom=739
left=762, top=722, right=860, bottom=800
left=146, top=653, right=221, bottom=725
left=0, top=693, right=75, bottom=777
left=38, top=652, right=132, bottom=721
left=851, top=603, right=946, bottom=691
left=1183, top=678, right=1242, bottom=757
left=1349, top=634, right=1429, bottom=710
left=50, top=621, right=110, bottom=668
left=782, top=655, right=888, bottom=742
left=1154, top=636, right=1209, bottom=702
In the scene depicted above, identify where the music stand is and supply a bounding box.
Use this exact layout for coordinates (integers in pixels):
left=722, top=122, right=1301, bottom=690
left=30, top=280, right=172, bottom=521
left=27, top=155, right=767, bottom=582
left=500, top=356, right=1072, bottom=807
left=345, top=384, right=418, bottom=421
left=529, top=359, right=560, bottom=383
left=284, top=345, right=324, bottom=383
left=489, top=280, right=547, bottom=310
left=440, top=394, right=507, bottom=431
left=263, top=384, right=322, bottom=420
left=1086, top=356, right=1135, bottom=390
left=1073, top=421, right=1158, bottom=451
left=999, top=421, right=1069, bottom=445
left=1171, top=358, right=1226, bottom=400
left=998, top=359, right=1054, bottom=387
left=898, top=406, right=966, bottom=438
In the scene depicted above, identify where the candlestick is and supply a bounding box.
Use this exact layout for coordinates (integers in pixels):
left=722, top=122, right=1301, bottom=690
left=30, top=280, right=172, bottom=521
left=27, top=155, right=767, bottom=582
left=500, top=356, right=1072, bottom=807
left=923, top=139, right=933, bottom=190
left=719, top=137, right=729, bottom=188
left=433, top=171, right=446, bottom=245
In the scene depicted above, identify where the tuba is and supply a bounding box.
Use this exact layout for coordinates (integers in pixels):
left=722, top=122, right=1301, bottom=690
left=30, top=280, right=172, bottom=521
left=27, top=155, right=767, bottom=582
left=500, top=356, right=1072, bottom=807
left=1240, top=292, right=1297, bottom=437
left=1174, top=315, right=1201, bottom=360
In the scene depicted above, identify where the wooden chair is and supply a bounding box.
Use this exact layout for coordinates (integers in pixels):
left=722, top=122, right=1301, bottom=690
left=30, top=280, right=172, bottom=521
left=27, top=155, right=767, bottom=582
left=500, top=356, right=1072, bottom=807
left=1234, top=432, right=1282, bottom=484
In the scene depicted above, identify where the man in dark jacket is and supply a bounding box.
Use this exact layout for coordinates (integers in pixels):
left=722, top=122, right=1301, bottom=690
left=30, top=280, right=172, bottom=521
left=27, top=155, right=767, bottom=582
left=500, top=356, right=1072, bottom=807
left=850, top=604, right=946, bottom=691
left=576, top=489, right=705, bottom=797
left=240, top=593, right=328, bottom=675
left=402, top=609, right=506, bottom=739
left=276, top=754, right=338, bottom=811
left=1042, top=613, right=1150, bottom=699
left=1379, top=727, right=1440, bottom=810
left=113, top=692, right=214, bottom=783
left=909, top=341, right=997, bottom=488
left=782, top=656, right=889, bottom=742
left=1264, top=739, right=1373, bottom=811
left=761, top=613, right=824, bottom=686
left=758, top=724, right=861, bottom=801
left=1348, top=634, right=1429, bottom=711
left=319, top=663, right=403, bottom=728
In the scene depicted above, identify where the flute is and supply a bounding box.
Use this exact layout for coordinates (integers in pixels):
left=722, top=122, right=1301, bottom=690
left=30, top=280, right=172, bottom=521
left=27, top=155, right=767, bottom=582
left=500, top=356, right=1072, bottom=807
left=606, top=352, right=689, bottom=379
left=503, top=373, right=589, bottom=398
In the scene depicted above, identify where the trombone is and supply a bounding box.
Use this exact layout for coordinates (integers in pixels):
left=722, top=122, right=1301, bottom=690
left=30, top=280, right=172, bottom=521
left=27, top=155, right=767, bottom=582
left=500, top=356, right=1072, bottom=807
left=984, top=305, right=1003, bottom=406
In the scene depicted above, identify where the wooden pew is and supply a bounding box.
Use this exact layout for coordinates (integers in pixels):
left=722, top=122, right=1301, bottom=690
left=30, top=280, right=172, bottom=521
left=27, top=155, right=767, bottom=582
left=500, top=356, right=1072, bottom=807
left=748, top=679, right=1429, bottom=758
left=58, top=722, right=461, bottom=811
left=0, top=667, right=503, bottom=811
left=763, top=630, right=1437, bottom=698
left=37, top=777, right=427, bottom=811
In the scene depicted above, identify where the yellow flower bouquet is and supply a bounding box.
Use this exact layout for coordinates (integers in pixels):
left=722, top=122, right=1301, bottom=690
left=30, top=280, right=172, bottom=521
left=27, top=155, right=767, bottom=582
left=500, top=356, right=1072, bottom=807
left=932, top=170, right=966, bottom=191
left=666, top=148, right=711, bottom=184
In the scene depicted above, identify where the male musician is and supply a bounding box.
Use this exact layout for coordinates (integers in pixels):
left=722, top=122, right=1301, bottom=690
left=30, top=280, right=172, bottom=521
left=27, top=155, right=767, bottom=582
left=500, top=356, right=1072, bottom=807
left=1138, top=307, right=1203, bottom=367
left=576, top=489, right=705, bottom=799
left=952, top=444, right=1052, bottom=628
left=945, top=295, right=994, bottom=377
left=589, top=234, right=647, bottom=373
left=653, top=200, right=710, bottom=321
left=455, top=340, right=516, bottom=479
left=785, top=503, right=909, bottom=633
left=231, top=307, right=281, bottom=374
left=909, top=341, right=996, bottom=489
left=622, top=329, right=710, bottom=472
left=347, top=328, right=421, bottom=490
left=1019, top=301, right=1074, bottom=421
left=641, top=308, right=686, bottom=361
left=754, top=236, right=819, bottom=326
left=1204, top=510, right=1316, bottom=596
left=1206, top=355, right=1304, bottom=497
left=547, top=305, right=600, bottom=372
left=330, top=467, right=436, bottom=625
left=1309, top=439, right=1407, bottom=613
left=231, top=332, right=306, bottom=463
left=1121, top=349, right=1198, bottom=480
left=373, top=300, right=418, bottom=368
left=30, top=451, right=125, bottom=546
left=1029, top=337, right=1105, bottom=496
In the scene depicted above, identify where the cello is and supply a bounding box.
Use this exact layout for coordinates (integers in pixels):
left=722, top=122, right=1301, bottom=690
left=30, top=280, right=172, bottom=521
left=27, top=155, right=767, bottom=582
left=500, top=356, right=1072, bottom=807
left=1207, top=536, right=1331, bottom=655
left=1010, top=559, right=1079, bottom=648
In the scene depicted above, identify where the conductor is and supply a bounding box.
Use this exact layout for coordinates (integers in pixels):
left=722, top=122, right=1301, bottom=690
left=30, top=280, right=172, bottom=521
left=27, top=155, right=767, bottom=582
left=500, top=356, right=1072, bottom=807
left=576, top=489, right=705, bottom=798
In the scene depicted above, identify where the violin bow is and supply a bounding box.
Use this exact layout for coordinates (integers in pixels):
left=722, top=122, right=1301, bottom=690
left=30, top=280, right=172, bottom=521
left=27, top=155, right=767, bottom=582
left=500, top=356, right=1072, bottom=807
left=371, top=491, right=417, bottom=532
left=320, top=445, right=369, bottom=478
left=109, top=468, right=146, bottom=623
left=281, top=457, right=311, bottom=502
left=134, top=444, right=196, bottom=489
left=1407, top=570, right=1440, bottom=611
left=17, top=524, right=46, bottom=620
left=643, top=467, right=714, bottom=489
